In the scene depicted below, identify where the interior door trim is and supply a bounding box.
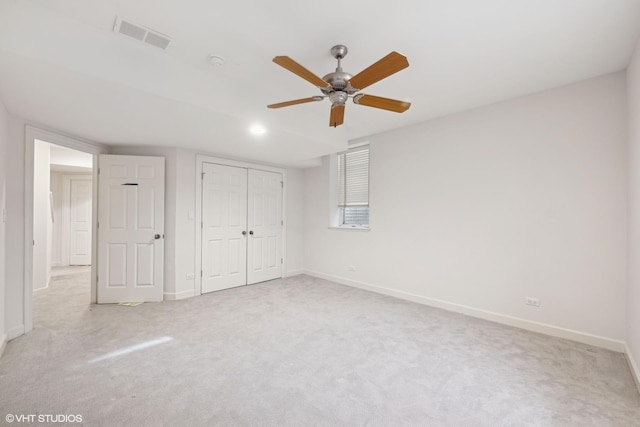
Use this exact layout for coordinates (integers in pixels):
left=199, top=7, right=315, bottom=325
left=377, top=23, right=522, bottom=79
left=194, top=155, right=287, bottom=296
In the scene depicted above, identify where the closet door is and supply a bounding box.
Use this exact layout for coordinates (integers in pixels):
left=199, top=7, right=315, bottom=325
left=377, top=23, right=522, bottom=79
left=201, top=163, right=248, bottom=293
left=247, top=169, right=283, bottom=284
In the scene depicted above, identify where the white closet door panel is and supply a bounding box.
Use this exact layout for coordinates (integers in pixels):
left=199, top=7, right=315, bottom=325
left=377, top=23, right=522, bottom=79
left=201, top=163, right=248, bottom=293
left=247, top=169, right=282, bottom=284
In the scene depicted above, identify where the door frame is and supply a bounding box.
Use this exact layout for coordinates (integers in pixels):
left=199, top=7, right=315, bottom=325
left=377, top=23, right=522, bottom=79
left=24, top=125, right=108, bottom=333
left=62, top=174, right=93, bottom=267
left=195, top=154, right=287, bottom=296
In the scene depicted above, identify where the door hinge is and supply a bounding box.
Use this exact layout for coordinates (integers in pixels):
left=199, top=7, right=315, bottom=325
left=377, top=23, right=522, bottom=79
left=201, top=221, right=203, bottom=229
left=281, top=181, right=283, bottom=188
left=281, top=258, right=283, bottom=264
left=281, top=220, right=283, bottom=226
left=200, top=270, right=203, bottom=277
left=96, top=276, right=99, bottom=284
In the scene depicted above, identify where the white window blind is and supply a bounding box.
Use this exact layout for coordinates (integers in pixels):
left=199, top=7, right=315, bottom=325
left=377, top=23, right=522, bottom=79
left=338, top=145, right=369, bottom=226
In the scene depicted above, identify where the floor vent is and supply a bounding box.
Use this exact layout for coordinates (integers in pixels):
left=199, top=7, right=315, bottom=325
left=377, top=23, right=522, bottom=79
left=113, top=16, right=171, bottom=50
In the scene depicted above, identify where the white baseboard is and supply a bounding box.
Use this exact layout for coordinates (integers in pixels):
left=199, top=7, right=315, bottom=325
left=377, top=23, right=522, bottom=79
left=284, top=270, right=305, bottom=278
left=32, top=285, right=49, bottom=293
left=7, top=324, right=25, bottom=341
left=625, top=343, right=640, bottom=394
left=304, top=270, right=626, bottom=353
left=163, top=289, right=195, bottom=301
left=0, top=332, right=7, bottom=358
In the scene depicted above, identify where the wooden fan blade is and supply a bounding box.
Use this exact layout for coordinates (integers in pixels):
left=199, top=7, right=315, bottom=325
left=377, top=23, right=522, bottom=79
left=273, top=56, right=330, bottom=88
left=329, top=104, right=345, bottom=127
left=353, top=94, right=411, bottom=113
left=267, top=97, right=323, bottom=109
left=348, top=52, right=409, bottom=90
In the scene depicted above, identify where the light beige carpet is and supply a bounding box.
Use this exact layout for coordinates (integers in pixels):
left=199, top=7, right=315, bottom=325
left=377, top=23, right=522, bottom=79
left=1, top=267, right=639, bottom=426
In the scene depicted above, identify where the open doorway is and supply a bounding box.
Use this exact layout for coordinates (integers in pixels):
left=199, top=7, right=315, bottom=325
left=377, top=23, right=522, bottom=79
left=24, top=126, right=108, bottom=334
left=32, top=141, right=94, bottom=323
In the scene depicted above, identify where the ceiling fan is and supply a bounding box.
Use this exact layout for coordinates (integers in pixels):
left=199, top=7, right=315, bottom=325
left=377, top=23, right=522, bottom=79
left=267, top=45, right=411, bottom=127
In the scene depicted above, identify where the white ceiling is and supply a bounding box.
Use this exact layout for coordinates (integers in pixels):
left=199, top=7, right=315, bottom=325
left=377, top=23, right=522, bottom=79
left=1, top=0, right=640, bottom=167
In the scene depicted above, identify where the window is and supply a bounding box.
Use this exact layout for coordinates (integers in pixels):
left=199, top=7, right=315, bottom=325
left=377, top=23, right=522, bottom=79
left=337, top=145, right=369, bottom=227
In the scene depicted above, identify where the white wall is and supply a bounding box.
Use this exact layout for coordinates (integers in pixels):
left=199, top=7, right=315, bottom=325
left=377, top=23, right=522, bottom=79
left=173, top=149, right=196, bottom=298
left=0, top=98, right=8, bottom=354
left=285, top=167, right=305, bottom=275
left=304, top=72, right=628, bottom=347
left=32, top=140, right=51, bottom=291
left=627, top=40, right=640, bottom=384
left=50, top=172, right=63, bottom=266
left=5, top=117, right=25, bottom=338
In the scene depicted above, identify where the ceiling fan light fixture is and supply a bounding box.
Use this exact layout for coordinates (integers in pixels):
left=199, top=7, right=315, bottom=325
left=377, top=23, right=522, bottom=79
left=328, top=91, right=348, bottom=105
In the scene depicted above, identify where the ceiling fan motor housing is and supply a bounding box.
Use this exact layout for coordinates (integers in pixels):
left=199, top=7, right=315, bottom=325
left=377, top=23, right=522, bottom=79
left=322, top=45, right=359, bottom=104
left=322, top=71, right=353, bottom=91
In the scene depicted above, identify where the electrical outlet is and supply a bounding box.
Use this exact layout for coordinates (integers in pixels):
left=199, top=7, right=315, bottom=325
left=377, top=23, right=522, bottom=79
left=186, top=274, right=195, bottom=280
left=525, top=297, right=541, bottom=307
left=348, top=266, right=355, bottom=272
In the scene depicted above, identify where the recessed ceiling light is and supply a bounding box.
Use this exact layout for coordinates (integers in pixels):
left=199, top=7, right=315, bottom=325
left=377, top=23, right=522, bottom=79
left=249, top=124, right=267, bottom=136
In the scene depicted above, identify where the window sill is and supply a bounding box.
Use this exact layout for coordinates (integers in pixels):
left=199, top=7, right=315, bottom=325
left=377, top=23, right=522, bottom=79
left=329, top=226, right=370, bottom=232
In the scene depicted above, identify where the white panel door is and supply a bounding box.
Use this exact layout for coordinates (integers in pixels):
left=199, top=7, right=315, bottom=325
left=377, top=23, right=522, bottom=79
left=98, top=155, right=165, bottom=303
left=247, top=169, right=282, bottom=284
left=69, top=178, right=92, bottom=265
left=201, top=163, right=248, bottom=293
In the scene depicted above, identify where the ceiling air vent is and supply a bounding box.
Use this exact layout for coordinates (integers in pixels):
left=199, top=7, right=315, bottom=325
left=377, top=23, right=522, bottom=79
left=113, top=16, right=171, bottom=50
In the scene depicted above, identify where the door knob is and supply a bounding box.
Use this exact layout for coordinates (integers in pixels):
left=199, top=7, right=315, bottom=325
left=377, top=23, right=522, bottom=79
left=154, top=234, right=161, bottom=239
left=249, top=230, right=254, bottom=235
left=242, top=231, right=247, bottom=236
